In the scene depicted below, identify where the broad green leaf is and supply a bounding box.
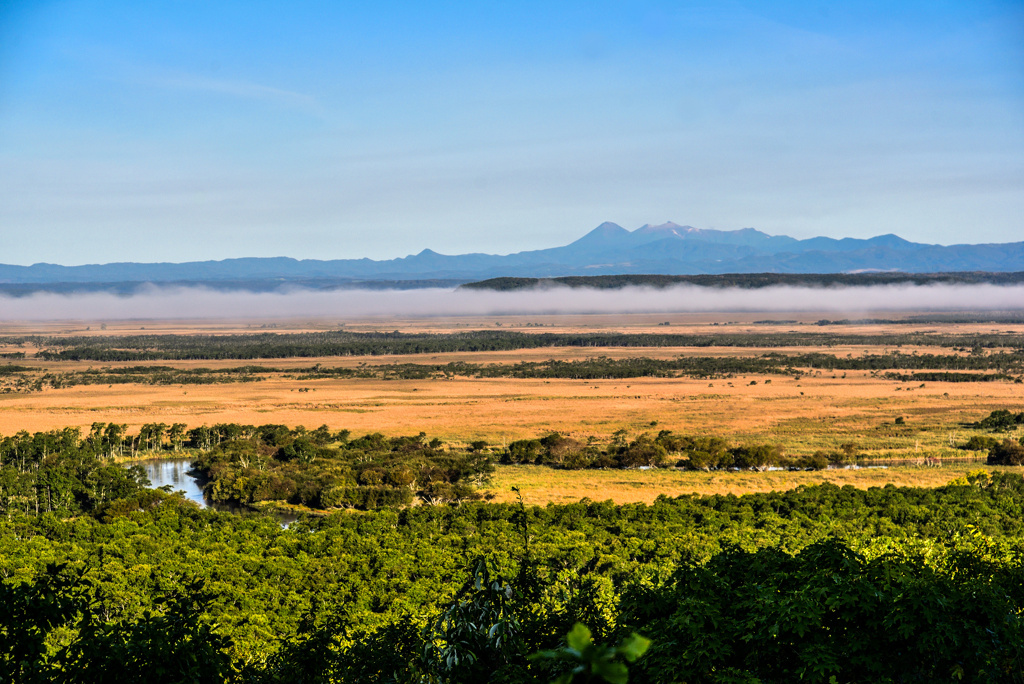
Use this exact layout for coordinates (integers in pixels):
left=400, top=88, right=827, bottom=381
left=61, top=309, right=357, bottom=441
left=566, top=623, right=593, bottom=652
left=617, top=633, right=651, bottom=662
left=593, top=660, right=629, bottom=684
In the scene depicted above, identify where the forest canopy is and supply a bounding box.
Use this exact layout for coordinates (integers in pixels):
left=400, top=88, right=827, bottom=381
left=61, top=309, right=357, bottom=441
left=2, top=467, right=1024, bottom=682
left=3, top=414, right=1024, bottom=681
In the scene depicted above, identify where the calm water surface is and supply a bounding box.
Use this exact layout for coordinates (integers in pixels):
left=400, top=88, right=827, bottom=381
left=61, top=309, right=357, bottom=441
left=137, top=458, right=298, bottom=526
left=139, top=458, right=208, bottom=507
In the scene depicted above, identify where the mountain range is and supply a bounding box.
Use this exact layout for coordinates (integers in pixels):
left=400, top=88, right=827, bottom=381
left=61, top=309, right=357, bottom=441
left=2, top=222, right=1023, bottom=291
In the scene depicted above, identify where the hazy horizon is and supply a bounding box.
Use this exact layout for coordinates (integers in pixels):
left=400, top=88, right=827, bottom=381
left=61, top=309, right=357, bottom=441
left=3, top=283, right=1024, bottom=322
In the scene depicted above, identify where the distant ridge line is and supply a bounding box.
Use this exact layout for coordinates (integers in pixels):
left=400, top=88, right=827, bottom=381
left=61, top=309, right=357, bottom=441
left=0, top=278, right=470, bottom=298
left=460, top=272, right=1024, bottom=291
left=3, top=221, right=1024, bottom=287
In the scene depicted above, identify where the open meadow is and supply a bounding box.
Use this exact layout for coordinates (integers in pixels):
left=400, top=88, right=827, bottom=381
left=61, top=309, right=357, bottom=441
left=3, top=311, right=1021, bottom=501
left=483, top=462, right=1009, bottom=504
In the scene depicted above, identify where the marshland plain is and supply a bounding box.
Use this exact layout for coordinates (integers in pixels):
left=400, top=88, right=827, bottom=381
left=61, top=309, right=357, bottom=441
left=2, top=311, right=1022, bottom=502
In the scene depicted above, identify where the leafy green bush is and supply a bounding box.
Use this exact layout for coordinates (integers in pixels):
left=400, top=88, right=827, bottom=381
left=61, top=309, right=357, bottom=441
left=620, top=539, right=1024, bottom=683
left=964, top=434, right=1001, bottom=451
left=978, top=409, right=1024, bottom=432
left=988, top=438, right=1024, bottom=466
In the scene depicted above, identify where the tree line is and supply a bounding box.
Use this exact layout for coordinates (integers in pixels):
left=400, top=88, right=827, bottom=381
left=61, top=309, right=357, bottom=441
left=6, top=349, right=1023, bottom=395
left=0, top=424, right=493, bottom=515
left=5, top=415, right=1022, bottom=517
left=502, top=431, right=842, bottom=471
left=460, top=272, right=1024, bottom=291
left=6, top=328, right=1022, bottom=362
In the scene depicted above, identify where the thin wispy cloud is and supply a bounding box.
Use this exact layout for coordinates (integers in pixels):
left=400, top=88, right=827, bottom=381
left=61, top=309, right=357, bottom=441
left=77, top=47, right=323, bottom=114
left=140, top=70, right=321, bottom=112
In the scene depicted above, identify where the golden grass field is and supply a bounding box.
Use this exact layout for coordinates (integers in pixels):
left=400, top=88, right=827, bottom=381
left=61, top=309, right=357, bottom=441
left=1, top=364, right=1018, bottom=453
left=2, top=313, right=1022, bottom=502
left=483, top=463, right=1006, bottom=505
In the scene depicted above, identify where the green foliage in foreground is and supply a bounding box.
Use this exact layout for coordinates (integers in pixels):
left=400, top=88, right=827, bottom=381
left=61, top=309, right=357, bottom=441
left=624, top=537, right=1023, bottom=683
left=2, top=472, right=1024, bottom=681
left=531, top=623, right=651, bottom=684
left=2, top=532, right=1022, bottom=682
left=3, top=416, right=1024, bottom=680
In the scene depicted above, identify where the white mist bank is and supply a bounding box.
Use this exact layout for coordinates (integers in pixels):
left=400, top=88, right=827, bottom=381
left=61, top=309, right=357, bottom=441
left=1, top=284, right=1023, bottom=321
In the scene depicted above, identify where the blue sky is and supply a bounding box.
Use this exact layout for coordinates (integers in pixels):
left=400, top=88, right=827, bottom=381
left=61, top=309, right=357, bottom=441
left=1, top=1, right=1022, bottom=265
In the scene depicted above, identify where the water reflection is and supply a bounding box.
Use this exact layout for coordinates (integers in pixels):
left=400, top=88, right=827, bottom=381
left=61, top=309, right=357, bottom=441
left=137, top=458, right=298, bottom=526
left=139, top=459, right=208, bottom=507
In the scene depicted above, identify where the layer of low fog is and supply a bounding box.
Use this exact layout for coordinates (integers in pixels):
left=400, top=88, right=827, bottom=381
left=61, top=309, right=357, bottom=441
left=2, top=284, right=1024, bottom=321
